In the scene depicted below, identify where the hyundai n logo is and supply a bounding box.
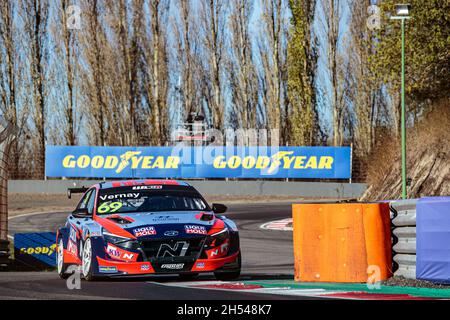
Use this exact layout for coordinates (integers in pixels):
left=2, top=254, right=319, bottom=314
left=164, top=230, right=179, bottom=237
left=157, top=241, right=189, bottom=257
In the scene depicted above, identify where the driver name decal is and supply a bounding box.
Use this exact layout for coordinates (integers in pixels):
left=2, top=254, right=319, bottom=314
left=99, top=193, right=140, bottom=201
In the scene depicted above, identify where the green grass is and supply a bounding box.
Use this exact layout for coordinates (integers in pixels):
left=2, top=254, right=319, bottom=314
left=243, top=280, right=450, bottom=298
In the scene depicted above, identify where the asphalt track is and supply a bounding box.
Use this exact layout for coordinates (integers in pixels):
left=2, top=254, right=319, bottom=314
left=0, top=202, right=318, bottom=300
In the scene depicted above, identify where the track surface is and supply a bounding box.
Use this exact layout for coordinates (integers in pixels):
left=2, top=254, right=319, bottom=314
left=1, top=202, right=310, bottom=300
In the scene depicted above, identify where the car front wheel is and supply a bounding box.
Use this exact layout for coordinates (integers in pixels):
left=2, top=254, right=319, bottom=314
left=57, top=240, right=70, bottom=279
left=214, top=252, right=241, bottom=281
left=81, top=238, right=96, bottom=281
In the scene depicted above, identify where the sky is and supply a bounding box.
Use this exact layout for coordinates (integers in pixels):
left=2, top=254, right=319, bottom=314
left=6, top=0, right=356, bottom=146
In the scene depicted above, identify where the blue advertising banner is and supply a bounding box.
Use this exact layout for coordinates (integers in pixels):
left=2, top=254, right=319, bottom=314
left=45, top=146, right=351, bottom=179
left=14, top=232, right=57, bottom=269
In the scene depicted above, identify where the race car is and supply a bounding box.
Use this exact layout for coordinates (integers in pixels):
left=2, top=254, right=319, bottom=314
left=56, top=179, right=241, bottom=281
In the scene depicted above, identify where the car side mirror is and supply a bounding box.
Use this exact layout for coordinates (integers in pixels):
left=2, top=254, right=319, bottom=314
left=212, top=203, right=227, bottom=214
left=72, top=208, right=91, bottom=218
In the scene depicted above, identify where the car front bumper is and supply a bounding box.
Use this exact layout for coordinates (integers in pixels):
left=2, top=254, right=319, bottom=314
left=95, top=251, right=240, bottom=276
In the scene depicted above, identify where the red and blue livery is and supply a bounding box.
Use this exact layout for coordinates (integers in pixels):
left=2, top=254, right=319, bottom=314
left=56, top=180, right=241, bottom=281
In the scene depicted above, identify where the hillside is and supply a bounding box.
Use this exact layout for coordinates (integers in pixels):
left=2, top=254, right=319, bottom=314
left=362, top=102, right=450, bottom=201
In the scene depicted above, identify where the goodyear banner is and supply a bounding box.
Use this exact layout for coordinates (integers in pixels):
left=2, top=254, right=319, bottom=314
left=45, top=146, right=351, bottom=179
left=14, top=232, right=57, bottom=269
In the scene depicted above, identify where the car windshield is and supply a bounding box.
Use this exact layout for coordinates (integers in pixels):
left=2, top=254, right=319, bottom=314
left=96, top=190, right=209, bottom=215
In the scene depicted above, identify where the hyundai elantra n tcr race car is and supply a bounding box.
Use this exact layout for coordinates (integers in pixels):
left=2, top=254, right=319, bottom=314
left=56, top=180, right=241, bottom=281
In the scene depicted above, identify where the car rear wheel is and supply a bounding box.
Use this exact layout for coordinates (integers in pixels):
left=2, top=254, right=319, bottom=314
left=214, top=252, right=241, bottom=281
left=57, top=240, right=70, bottom=279
left=82, top=238, right=95, bottom=281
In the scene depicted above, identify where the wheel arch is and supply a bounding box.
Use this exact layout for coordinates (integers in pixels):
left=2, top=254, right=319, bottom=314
left=56, top=227, right=70, bottom=248
left=218, top=218, right=240, bottom=256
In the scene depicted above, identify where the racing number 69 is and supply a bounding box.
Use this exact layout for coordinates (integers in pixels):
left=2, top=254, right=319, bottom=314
left=97, top=201, right=123, bottom=213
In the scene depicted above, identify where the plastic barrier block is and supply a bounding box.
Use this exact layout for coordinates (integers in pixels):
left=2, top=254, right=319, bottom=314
left=417, top=197, right=450, bottom=283
left=292, top=203, right=392, bottom=283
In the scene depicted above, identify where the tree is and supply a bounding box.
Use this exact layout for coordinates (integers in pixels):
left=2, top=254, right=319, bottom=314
left=173, top=0, right=212, bottom=125
left=258, top=0, right=289, bottom=144
left=146, top=0, right=170, bottom=145
left=320, top=0, right=345, bottom=146
left=0, top=1, right=21, bottom=176
left=101, top=0, right=142, bottom=146
left=23, top=0, right=49, bottom=178
left=370, top=0, right=450, bottom=108
left=287, top=0, right=319, bottom=146
left=199, top=0, right=226, bottom=129
left=129, top=0, right=146, bottom=144
left=227, top=0, right=259, bottom=130
left=79, top=0, right=108, bottom=146
left=345, top=0, right=385, bottom=156
left=179, top=0, right=195, bottom=118
left=115, top=0, right=135, bottom=145
left=59, top=0, right=76, bottom=146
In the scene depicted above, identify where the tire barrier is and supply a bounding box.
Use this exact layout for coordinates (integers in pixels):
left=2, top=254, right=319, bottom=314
left=14, top=233, right=57, bottom=269
left=390, top=199, right=418, bottom=279
left=292, top=202, right=392, bottom=283
left=416, top=197, right=450, bottom=283
left=0, top=239, right=9, bottom=265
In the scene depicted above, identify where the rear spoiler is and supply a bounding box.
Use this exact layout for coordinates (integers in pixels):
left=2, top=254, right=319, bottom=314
left=67, top=187, right=88, bottom=199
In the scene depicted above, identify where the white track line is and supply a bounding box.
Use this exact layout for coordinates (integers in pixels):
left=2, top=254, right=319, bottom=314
left=8, top=211, right=60, bottom=221
left=260, top=218, right=293, bottom=231
left=149, top=280, right=343, bottom=298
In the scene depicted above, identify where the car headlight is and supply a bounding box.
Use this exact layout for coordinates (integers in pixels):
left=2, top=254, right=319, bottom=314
left=103, top=230, right=140, bottom=250
left=204, top=228, right=229, bottom=248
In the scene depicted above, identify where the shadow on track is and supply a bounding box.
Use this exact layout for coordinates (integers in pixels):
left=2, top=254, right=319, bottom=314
left=85, top=272, right=293, bottom=283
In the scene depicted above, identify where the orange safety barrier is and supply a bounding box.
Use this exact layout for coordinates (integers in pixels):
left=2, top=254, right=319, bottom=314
left=292, top=203, right=392, bottom=283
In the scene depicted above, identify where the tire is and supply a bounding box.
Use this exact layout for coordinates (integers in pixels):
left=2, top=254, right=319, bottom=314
left=214, top=253, right=241, bottom=281
left=57, top=239, right=70, bottom=279
left=81, top=238, right=96, bottom=281
left=178, top=273, right=199, bottom=281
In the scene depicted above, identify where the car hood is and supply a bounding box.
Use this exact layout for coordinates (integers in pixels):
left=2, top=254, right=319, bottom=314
left=103, top=211, right=218, bottom=239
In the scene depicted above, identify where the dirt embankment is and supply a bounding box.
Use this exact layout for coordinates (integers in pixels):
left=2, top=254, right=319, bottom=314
left=362, top=102, right=450, bottom=201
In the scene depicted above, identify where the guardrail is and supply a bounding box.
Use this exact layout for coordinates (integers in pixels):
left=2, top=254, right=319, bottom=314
left=8, top=180, right=367, bottom=198
left=390, top=199, right=418, bottom=279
